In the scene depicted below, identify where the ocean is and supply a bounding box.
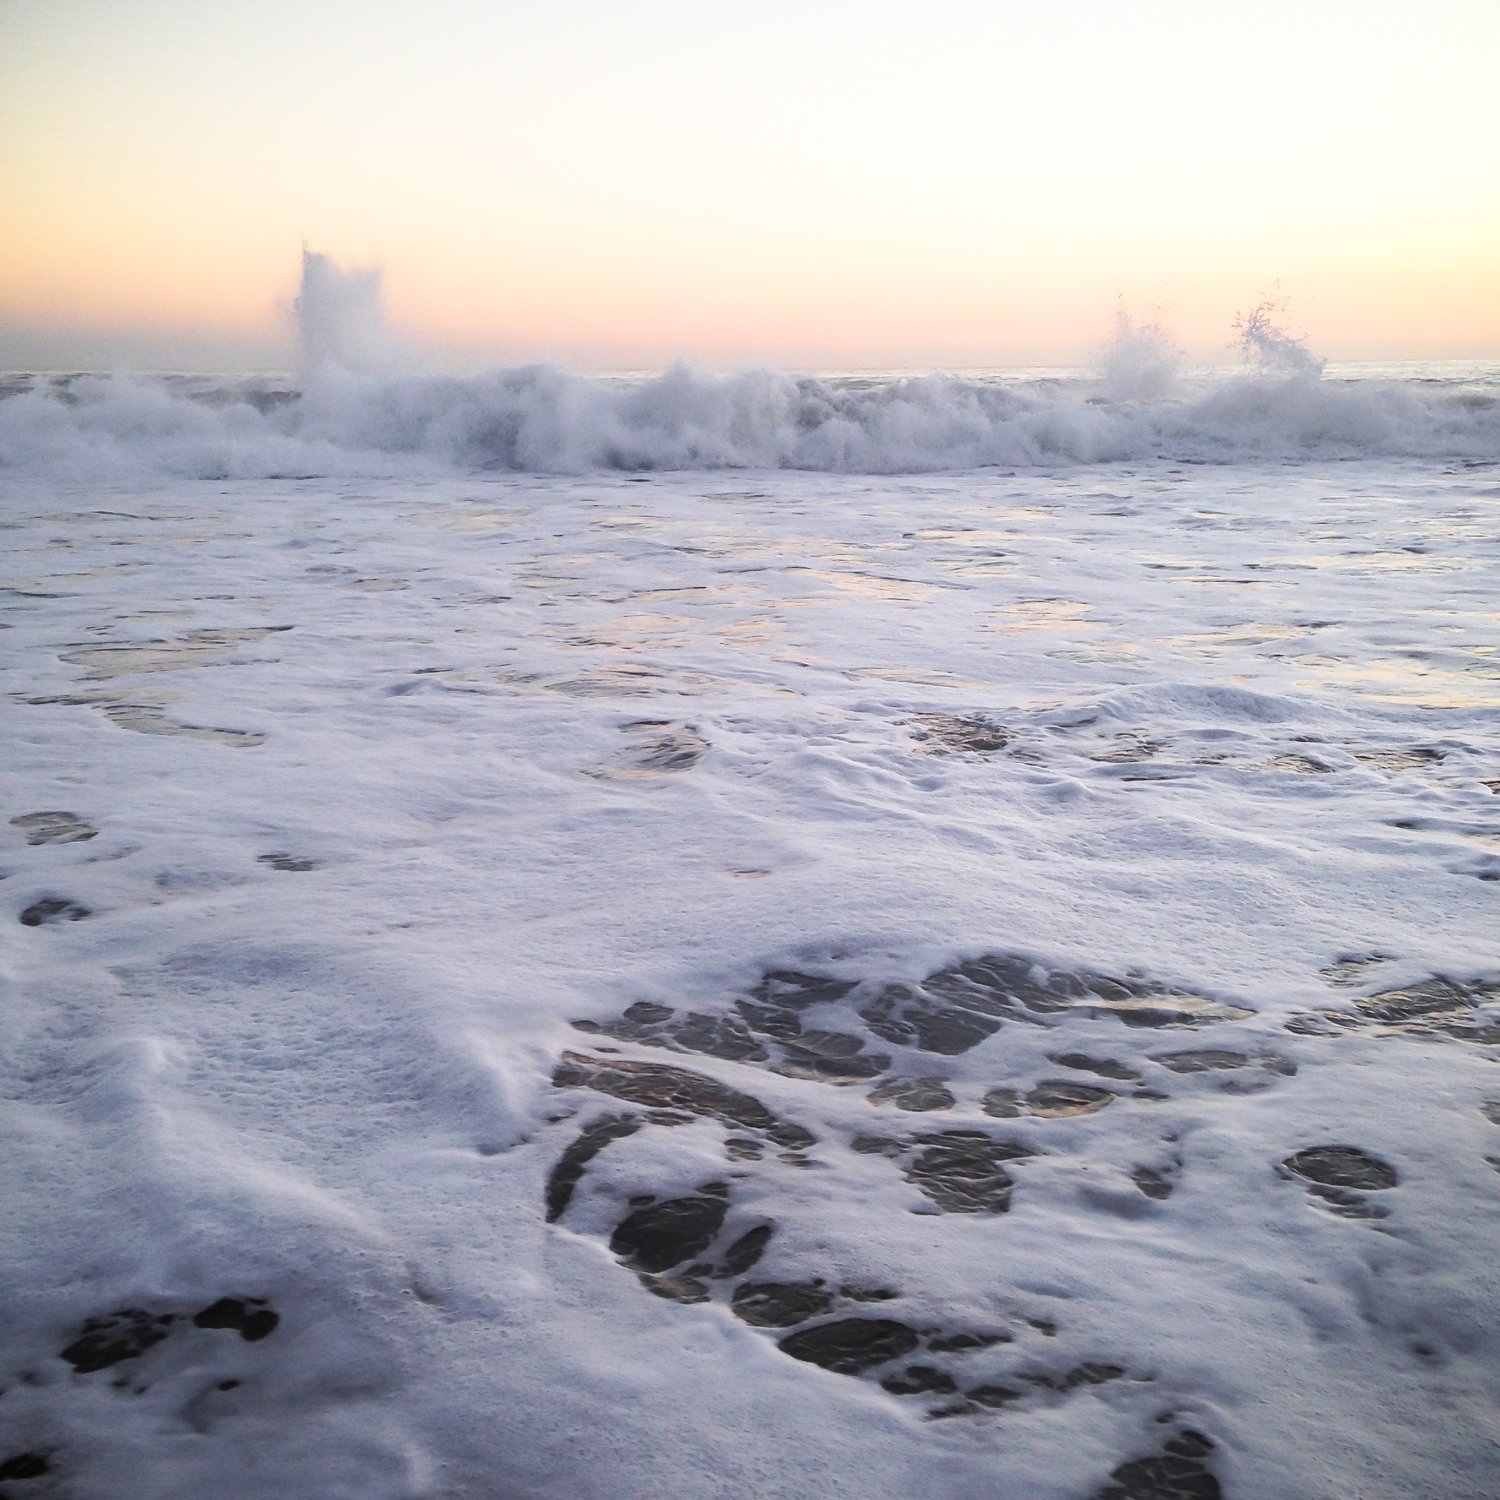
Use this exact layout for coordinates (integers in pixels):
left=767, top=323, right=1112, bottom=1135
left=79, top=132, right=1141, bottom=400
left=2, top=359, right=1498, bottom=1499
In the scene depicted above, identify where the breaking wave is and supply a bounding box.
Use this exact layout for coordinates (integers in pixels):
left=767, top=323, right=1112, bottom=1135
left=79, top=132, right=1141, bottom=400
left=3, top=361, right=1497, bottom=480
left=6, top=252, right=1495, bottom=479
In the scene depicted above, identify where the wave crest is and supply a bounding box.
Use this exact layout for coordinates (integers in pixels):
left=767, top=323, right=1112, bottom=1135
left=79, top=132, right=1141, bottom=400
left=2, top=363, right=1496, bottom=480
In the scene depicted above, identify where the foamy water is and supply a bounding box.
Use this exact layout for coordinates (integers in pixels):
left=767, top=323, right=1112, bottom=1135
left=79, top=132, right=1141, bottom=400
left=2, top=352, right=1499, bottom=1499
left=2, top=357, right=1499, bottom=482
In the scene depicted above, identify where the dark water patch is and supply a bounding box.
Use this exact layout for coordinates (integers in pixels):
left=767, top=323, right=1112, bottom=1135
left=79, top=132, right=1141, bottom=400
left=1354, top=747, right=1445, bottom=771
left=1096, top=1428, right=1221, bottom=1500
left=882, top=1364, right=958, bottom=1395
left=926, top=1330, right=1011, bottom=1353
left=575, top=1003, right=769, bottom=1063
left=1152, top=1049, right=1295, bottom=1078
left=102, top=703, right=265, bottom=746
left=776, top=1028, right=874, bottom=1061
left=596, top=721, right=710, bottom=779
left=777, top=1318, right=920, bottom=1374
left=1132, top=1164, right=1179, bottom=1200
left=345, top=576, right=409, bottom=592
left=1281, top=1145, right=1398, bottom=1219
left=1282, top=1145, right=1398, bottom=1192
left=731, top=1281, right=836, bottom=1327
left=909, top=714, right=1010, bottom=754
left=257, top=852, right=319, bottom=873
left=639, top=1272, right=712, bottom=1304
left=1051, top=1053, right=1142, bottom=1081
left=546, top=1115, right=643, bottom=1221
left=20, top=897, right=91, bottom=927
left=542, top=958, right=1274, bottom=1415
left=905, top=1131, right=1032, bottom=1214
left=929, top=1349, right=1142, bottom=1417
left=1357, top=978, right=1489, bottom=1025
left=1152, top=1050, right=1248, bottom=1074
left=1024, top=1080, right=1117, bottom=1117
left=748, top=968, right=859, bottom=1010
left=861, top=980, right=1005, bottom=1054
left=716, top=1224, right=773, bottom=1277
left=0, top=583, right=68, bottom=601
left=772, top=1037, right=890, bottom=1084
left=192, top=1297, right=279, bottom=1342
left=980, top=1086, right=1022, bottom=1118
left=984, top=1079, right=1126, bottom=1118
left=10, top=811, right=97, bottom=845
left=1342, top=978, right=1456, bottom=1023
left=60, top=627, right=290, bottom=680
left=862, top=978, right=1007, bottom=1055
left=60, top=1310, right=175, bottom=1372
left=610, top=1185, right=730, bottom=1273
left=535, top=1084, right=1133, bottom=1416
left=850, top=1133, right=906, bottom=1157
left=1288, top=974, right=1500, bottom=1044
left=1319, top=954, right=1395, bottom=988
left=57, top=1292, right=281, bottom=1378
left=0, top=1452, right=52, bottom=1482
left=576, top=978, right=891, bottom=1081
left=1090, top=737, right=1163, bottom=764
left=72, top=702, right=267, bottom=746
left=553, top=1051, right=815, bottom=1149
left=861, top=954, right=1251, bottom=1054
left=725, top=973, right=876, bottom=1073
left=867, top=1076, right=956, bottom=1112
left=1259, top=753, right=1334, bottom=774
left=965, top=1383, right=1026, bottom=1408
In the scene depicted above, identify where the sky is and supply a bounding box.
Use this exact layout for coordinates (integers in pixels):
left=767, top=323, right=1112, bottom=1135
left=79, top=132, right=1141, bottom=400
left=3, top=0, right=1498, bottom=372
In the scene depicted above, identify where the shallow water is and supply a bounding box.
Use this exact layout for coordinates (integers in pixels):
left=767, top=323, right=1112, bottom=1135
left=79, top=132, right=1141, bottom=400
left=1, top=455, right=1498, bottom=1500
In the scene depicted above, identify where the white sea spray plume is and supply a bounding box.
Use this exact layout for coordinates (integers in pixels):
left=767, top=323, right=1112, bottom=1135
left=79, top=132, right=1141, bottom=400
left=1233, top=293, right=1326, bottom=378
left=293, top=248, right=400, bottom=380
left=1095, top=309, right=1182, bottom=401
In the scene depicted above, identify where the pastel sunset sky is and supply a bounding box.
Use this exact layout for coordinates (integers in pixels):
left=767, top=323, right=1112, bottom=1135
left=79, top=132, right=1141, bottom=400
left=4, top=0, right=1497, bottom=371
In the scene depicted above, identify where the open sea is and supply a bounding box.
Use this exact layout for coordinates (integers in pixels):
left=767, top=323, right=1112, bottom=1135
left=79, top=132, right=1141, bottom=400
left=2, top=360, right=1499, bottom=1499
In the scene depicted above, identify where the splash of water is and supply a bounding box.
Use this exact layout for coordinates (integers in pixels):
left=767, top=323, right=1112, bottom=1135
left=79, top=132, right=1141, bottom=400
left=1233, top=295, right=1325, bottom=378
left=292, top=248, right=394, bottom=380
left=1096, top=310, right=1181, bottom=401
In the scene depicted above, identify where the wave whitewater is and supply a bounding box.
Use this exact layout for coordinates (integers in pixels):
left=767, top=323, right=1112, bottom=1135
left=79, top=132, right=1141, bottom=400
left=3, top=363, right=1498, bottom=479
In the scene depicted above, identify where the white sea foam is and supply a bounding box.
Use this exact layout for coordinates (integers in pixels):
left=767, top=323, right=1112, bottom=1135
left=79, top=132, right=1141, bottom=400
left=2, top=359, right=1497, bottom=480
left=4, top=262, right=1500, bottom=1500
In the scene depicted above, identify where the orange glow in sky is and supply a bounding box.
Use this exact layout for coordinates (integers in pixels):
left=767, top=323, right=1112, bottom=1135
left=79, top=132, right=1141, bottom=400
left=3, top=0, right=1498, bottom=370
